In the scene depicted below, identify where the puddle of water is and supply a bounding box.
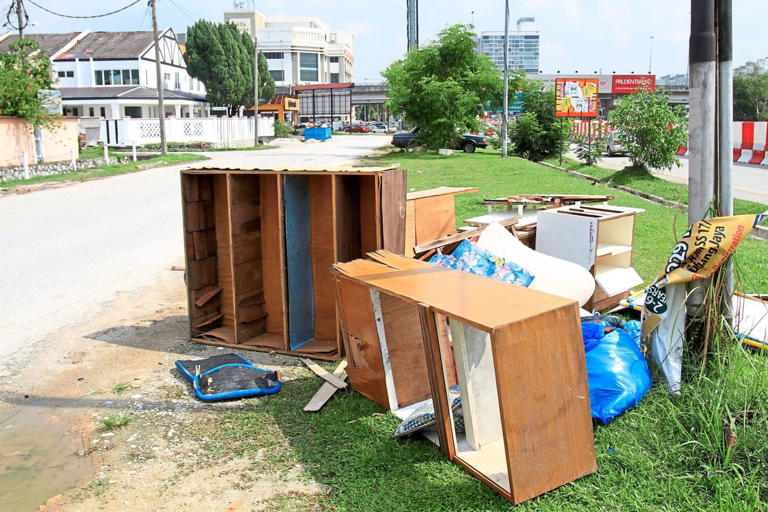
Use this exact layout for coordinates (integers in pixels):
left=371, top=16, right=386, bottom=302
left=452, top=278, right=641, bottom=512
left=0, top=405, right=97, bottom=511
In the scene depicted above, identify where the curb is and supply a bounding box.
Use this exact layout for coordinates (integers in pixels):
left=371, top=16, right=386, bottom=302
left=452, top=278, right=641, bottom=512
left=535, top=160, right=768, bottom=242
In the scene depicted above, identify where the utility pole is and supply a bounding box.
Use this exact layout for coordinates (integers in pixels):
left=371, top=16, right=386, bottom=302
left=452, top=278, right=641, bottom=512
left=501, top=0, right=509, bottom=158
left=717, top=0, right=734, bottom=315
left=150, top=0, right=167, bottom=155
left=407, top=0, right=418, bottom=52
left=254, top=36, right=259, bottom=146
left=648, top=35, right=654, bottom=73
left=15, top=0, right=24, bottom=39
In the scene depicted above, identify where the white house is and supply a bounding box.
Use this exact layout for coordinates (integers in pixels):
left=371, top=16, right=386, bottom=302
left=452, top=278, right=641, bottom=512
left=0, top=29, right=210, bottom=119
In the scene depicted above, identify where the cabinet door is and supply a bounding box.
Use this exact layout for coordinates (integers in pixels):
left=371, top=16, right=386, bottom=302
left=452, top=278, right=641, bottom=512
left=535, top=212, right=598, bottom=272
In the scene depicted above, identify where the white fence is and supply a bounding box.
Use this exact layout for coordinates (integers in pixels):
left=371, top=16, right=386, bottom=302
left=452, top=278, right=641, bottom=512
left=95, top=117, right=274, bottom=148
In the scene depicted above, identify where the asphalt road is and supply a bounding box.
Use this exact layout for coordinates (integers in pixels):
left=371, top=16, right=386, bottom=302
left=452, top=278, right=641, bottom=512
left=0, top=135, right=390, bottom=365
left=573, top=151, right=768, bottom=205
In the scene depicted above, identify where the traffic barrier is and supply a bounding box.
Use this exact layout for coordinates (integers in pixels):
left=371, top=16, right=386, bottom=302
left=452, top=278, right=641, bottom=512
left=675, top=121, right=767, bottom=165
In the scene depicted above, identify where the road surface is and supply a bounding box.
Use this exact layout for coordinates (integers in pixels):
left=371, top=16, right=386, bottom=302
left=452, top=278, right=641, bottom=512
left=571, top=151, right=768, bottom=205
left=0, top=135, right=390, bottom=366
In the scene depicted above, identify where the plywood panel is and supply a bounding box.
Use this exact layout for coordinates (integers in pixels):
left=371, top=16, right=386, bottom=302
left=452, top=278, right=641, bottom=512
left=414, top=194, right=456, bottom=245
left=260, top=174, right=287, bottom=343
left=359, top=175, right=378, bottom=254
left=404, top=199, right=417, bottom=256
left=334, top=277, right=389, bottom=408
left=334, top=175, right=362, bottom=263
left=213, top=175, right=235, bottom=328
left=309, top=175, right=337, bottom=341
left=380, top=168, right=407, bottom=254
left=379, top=293, right=431, bottom=407
left=492, top=304, right=596, bottom=504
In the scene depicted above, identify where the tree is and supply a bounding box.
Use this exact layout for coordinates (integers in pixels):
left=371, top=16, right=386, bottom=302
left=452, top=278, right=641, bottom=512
left=609, top=90, right=688, bottom=170
left=733, top=58, right=768, bottom=121
left=382, top=25, right=501, bottom=149
left=508, top=76, right=569, bottom=160
left=184, top=20, right=274, bottom=116
left=0, top=39, right=56, bottom=128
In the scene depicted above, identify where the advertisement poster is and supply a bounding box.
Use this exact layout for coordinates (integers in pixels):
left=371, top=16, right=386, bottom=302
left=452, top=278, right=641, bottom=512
left=612, top=74, right=656, bottom=94
left=555, top=78, right=599, bottom=117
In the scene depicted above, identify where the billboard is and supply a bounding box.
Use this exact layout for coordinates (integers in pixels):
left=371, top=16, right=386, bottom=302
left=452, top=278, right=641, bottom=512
left=612, top=74, right=656, bottom=94
left=555, top=78, right=599, bottom=117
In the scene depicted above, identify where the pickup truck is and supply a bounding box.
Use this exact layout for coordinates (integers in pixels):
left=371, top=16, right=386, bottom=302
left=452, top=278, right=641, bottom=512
left=391, top=127, right=488, bottom=153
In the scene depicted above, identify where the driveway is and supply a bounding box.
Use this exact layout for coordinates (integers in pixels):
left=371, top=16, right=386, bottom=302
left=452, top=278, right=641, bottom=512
left=567, top=150, right=768, bottom=205
left=0, top=134, right=391, bottom=369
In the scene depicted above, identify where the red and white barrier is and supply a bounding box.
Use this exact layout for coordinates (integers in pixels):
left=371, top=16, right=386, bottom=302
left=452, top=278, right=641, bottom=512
left=673, top=121, right=768, bottom=166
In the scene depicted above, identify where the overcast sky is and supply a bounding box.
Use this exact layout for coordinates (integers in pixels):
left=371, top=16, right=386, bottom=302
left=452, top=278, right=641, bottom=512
left=10, top=0, right=767, bottom=82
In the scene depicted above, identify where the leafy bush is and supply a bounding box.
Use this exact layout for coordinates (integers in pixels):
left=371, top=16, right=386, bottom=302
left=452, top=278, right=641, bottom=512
left=274, top=119, right=292, bottom=138
left=573, top=133, right=605, bottom=165
left=508, top=78, right=569, bottom=161
left=0, top=39, right=57, bottom=128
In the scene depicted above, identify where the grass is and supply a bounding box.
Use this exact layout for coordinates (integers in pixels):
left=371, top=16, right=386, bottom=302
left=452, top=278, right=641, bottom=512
left=0, top=153, right=208, bottom=189
left=181, top=149, right=768, bottom=511
left=111, top=382, right=131, bottom=395
left=98, top=413, right=133, bottom=431
left=78, top=144, right=117, bottom=160
left=545, top=155, right=767, bottom=217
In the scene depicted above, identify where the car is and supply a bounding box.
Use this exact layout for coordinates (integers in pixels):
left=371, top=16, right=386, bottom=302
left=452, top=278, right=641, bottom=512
left=345, top=125, right=371, bottom=133
left=391, top=127, right=488, bottom=153
left=370, top=124, right=388, bottom=134
left=605, top=131, right=626, bottom=156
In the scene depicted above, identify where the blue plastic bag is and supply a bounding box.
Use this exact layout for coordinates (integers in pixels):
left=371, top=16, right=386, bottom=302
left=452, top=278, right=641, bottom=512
left=429, top=240, right=534, bottom=287
left=581, top=318, right=651, bottom=423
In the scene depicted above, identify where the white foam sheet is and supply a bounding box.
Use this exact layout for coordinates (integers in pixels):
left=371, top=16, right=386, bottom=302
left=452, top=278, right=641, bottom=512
left=734, top=295, right=768, bottom=344
left=477, top=222, right=596, bottom=307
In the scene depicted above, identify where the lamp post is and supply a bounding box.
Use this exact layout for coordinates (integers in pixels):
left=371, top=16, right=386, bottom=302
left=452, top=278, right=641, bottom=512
left=648, top=35, right=654, bottom=73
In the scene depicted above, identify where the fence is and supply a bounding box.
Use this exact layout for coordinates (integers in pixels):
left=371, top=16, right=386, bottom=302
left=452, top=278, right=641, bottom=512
left=0, top=116, right=79, bottom=168
left=96, top=116, right=275, bottom=148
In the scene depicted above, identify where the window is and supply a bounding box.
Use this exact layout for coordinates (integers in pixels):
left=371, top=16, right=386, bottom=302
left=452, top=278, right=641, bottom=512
left=57, top=70, right=74, bottom=78
left=175, top=72, right=181, bottom=90
left=264, top=52, right=284, bottom=59
left=124, top=106, right=142, bottom=118
left=112, top=69, right=122, bottom=85
left=330, top=73, right=339, bottom=83
left=93, top=69, right=139, bottom=86
left=100, top=107, right=106, bottom=117
left=269, top=70, right=284, bottom=81
left=299, top=52, right=318, bottom=81
left=330, top=56, right=339, bottom=63
left=89, top=107, right=94, bottom=116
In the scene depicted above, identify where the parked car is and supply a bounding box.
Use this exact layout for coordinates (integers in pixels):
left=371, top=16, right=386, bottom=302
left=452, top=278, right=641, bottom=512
left=391, top=127, right=488, bottom=153
left=345, top=125, right=371, bottom=133
left=370, top=124, right=388, bottom=134
left=605, top=131, right=626, bottom=156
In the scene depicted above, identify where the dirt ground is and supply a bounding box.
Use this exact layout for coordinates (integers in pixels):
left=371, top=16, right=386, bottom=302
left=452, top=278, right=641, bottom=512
left=0, top=269, right=326, bottom=512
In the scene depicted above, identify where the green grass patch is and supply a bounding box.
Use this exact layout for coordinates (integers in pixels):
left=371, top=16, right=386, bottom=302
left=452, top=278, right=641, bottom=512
left=111, top=382, right=131, bottom=395
left=78, top=144, right=117, bottom=160
left=97, top=413, right=133, bottom=431
left=0, top=153, right=208, bottom=189
left=545, top=156, right=767, bottom=217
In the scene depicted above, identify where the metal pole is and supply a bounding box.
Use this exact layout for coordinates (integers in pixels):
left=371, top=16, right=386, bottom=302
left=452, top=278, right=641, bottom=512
left=254, top=36, right=259, bottom=147
left=649, top=36, right=654, bottom=73
left=407, top=0, right=419, bottom=51
left=501, top=0, right=509, bottom=158
left=15, top=0, right=24, bottom=39
left=717, top=0, right=734, bottom=315
left=150, top=0, right=167, bottom=155
left=687, top=0, right=717, bottom=315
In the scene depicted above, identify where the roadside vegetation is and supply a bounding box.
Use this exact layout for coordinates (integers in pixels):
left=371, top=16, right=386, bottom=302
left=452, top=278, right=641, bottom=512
left=0, top=153, right=208, bottom=190
left=183, top=149, right=768, bottom=511
left=98, top=413, right=133, bottom=431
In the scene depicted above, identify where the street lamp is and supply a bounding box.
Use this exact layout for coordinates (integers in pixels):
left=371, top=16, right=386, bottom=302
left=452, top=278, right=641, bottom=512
left=649, top=35, right=654, bottom=74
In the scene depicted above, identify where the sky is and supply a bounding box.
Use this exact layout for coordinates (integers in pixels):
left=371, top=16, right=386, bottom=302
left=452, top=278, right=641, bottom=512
left=7, top=0, right=766, bottom=82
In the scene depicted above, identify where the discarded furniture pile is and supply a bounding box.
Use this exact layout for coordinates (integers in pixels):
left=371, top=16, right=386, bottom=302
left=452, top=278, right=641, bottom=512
left=176, top=167, right=768, bottom=504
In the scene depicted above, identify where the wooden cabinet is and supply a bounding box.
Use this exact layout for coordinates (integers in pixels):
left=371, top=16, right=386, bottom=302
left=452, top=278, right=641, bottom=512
left=181, top=167, right=406, bottom=360
left=404, top=186, right=478, bottom=256
left=331, top=252, right=596, bottom=504
left=535, top=204, right=643, bottom=310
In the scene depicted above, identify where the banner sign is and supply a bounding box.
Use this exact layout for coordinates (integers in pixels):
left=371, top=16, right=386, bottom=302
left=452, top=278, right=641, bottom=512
left=555, top=78, right=599, bottom=117
left=612, top=75, right=656, bottom=94
left=642, top=212, right=767, bottom=393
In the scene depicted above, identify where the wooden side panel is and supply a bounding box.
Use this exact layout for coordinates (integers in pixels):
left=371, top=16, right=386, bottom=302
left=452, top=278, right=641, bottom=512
left=260, top=174, right=287, bottom=348
left=492, top=304, right=596, bottom=504
left=359, top=175, right=379, bottom=254
left=309, top=176, right=337, bottom=341
left=335, top=175, right=362, bottom=263
left=213, top=175, right=235, bottom=329
left=379, top=293, right=431, bottom=407
left=379, top=168, right=407, bottom=255
left=413, top=194, right=456, bottom=246
left=334, top=277, right=389, bottom=409
left=404, top=199, right=417, bottom=257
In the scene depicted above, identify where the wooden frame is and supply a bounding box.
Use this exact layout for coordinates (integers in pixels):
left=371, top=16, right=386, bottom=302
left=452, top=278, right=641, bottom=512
left=331, top=251, right=596, bottom=504
left=181, top=167, right=406, bottom=360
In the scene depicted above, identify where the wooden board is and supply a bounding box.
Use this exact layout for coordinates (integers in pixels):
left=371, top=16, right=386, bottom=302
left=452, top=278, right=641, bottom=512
left=304, top=361, right=348, bottom=412
left=260, top=174, right=287, bottom=344
left=334, top=175, right=362, bottom=263
left=414, top=194, right=457, bottom=245
left=359, top=175, right=379, bottom=254
left=300, top=358, right=348, bottom=389
left=309, top=175, right=337, bottom=341
left=379, top=168, right=407, bottom=254
left=213, top=175, right=235, bottom=329
left=406, top=186, right=478, bottom=201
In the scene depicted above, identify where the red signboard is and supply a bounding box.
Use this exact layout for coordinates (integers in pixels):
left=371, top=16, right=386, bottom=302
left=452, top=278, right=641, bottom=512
left=611, top=75, right=656, bottom=94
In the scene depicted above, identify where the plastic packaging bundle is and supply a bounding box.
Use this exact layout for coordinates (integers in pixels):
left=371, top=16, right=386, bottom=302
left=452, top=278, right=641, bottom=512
left=429, top=240, right=534, bottom=287
left=581, top=318, right=651, bottom=423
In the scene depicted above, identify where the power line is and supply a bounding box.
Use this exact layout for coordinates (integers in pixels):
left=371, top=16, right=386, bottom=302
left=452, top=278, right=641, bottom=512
left=26, top=0, right=142, bottom=19
left=167, top=0, right=197, bottom=23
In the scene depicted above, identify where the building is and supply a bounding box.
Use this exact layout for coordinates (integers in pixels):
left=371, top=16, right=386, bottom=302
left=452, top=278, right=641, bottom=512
left=223, top=4, right=354, bottom=87
left=477, top=17, right=540, bottom=74
left=0, top=29, right=209, bottom=119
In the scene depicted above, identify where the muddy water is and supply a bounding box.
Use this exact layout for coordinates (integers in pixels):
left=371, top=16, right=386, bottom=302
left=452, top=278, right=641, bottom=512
left=0, top=405, right=96, bottom=511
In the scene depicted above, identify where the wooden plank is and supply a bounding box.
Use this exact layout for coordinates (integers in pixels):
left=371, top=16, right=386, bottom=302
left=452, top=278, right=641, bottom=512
left=214, top=175, right=236, bottom=329
left=304, top=360, right=349, bottom=412
left=406, top=186, right=478, bottom=201
left=194, top=286, right=221, bottom=307
left=359, top=175, right=379, bottom=254
left=230, top=201, right=261, bottom=233
left=491, top=304, right=595, bottom=504
left=334, top=175, right=362, bottom=263
left=379, top=168, right=407, bottom=254
left=232, top=230, right=262, bottom=265
left=412, top=227, right=484, bottom=255
left=300, top=358, right=348, bottom=389
left=309, top=175, right=337, bottom=341
left=181, top=173, right=197, bottom=339
left=194, top=312, right=223, bottom=329
left=413, top=194, right=457, bottom=245
left=187, top=256, right=217, bottom=290
left=404, top=199, right=417, bottom=256
left=260, top=174, right=288, bottom=345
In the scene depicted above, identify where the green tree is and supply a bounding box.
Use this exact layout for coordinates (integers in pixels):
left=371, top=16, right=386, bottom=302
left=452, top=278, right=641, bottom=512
left=508, top=76, right=569, bottom=160
left=609, top=90, right=688, bottom=170
left=0, top=39, right=57, bottom=128
left=184, top=20, right=274, bottom=116
left=733, top=58, right=768, bottom=121
left=382, top=24, right=501, bottom=149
